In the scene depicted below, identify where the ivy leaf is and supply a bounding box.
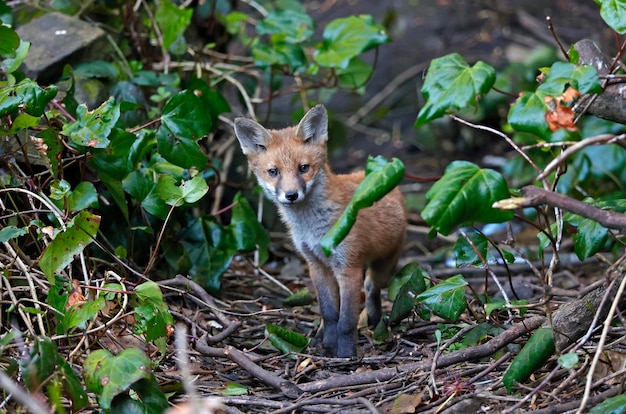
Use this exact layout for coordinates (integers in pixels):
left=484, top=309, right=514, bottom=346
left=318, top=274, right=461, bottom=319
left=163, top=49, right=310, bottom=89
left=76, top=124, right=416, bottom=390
left=252, top=41, right=307, bottom=70
left=155, top=0, right=193, bottom=50
left=320, top=156, right=404, bottom=255
left=257, top=9, right=314, bottom=43
left=454, top=231, right=489, bottom=266
left=63, top=295, right=106, bottom=331
left=315, top=15, right=389, bottom=69
left=337, top=57, right=373, bottom=92
left=0, top=225, right=28, bottom=242
left=122, top=169, right=169, bottom=219
left=595, top=0, right=626, bottom=34
left=230, top=193, right=269, bottom=265
left=503, top=327, right=555, bottom=393
left=415, top=53, right=496, bottom=127
left=0, top=78, right=57, bottom=117
left=61, top=98, right=120, bottom=148
left=1, top=39, right=30, bottom=75
left=508, top=62, right=601, bottom=140
left=83, top=348, right=158, bottom=410
left=157, top=90, right=211, bottom=169
left=0, top=25, right=19, bottom=57
left=591, top=392, right=626, bottom=414
left=133, top=281, right=174, bottom=342
left=156, top=174, right=209, bottom=206
left=422, top=161, right=513, bottom=236
left=187, top=78, right=231, bottom=128
left=416, top=275, right=468, bottom=321
left=564, top=199, right=626, bottom=259
left=265, top=323, right=310, bottom=356
left=66, top=181, right=99, bottom=211
left=89, top=128, right=136, bottom=181
left=39, top=211, right=101, bottom=283
left=22, top=337, right=57, bottom=391
left=388, top=263, right=428, bottom=325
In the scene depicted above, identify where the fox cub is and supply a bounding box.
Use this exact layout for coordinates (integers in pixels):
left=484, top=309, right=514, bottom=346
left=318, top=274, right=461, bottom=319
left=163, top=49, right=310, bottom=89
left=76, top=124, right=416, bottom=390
left=234, top=105, right=406, bottom=357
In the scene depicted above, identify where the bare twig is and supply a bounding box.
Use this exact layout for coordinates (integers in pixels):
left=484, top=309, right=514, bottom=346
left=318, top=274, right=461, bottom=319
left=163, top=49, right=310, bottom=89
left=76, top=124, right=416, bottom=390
left=536, top=133, right=626, bottom=181
left=195, top=336, right=304, bottom=398
left=494, top=185, right=626, bottom=232
left=578, top=264, right=626, bottom=413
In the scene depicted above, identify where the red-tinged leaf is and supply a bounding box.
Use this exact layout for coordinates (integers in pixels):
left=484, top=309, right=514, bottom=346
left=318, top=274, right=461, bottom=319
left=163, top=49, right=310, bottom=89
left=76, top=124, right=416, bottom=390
left=544, top=97, right=577, bottom=132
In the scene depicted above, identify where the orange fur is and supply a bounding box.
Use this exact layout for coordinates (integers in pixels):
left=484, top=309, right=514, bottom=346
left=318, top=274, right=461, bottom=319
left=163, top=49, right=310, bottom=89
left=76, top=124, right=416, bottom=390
left=234, top=105, right=406, bottom=357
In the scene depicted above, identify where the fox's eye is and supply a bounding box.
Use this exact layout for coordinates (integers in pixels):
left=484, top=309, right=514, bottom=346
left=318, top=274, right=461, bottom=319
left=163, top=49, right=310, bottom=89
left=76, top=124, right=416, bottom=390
left=268, top=168, right=279, bottom=177
left=299, top=164, right=310, bottom=173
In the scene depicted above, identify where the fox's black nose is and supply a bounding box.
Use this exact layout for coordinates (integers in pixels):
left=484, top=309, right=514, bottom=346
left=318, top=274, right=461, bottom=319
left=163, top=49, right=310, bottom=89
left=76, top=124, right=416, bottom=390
left=285, top=191, right=299, bottom=202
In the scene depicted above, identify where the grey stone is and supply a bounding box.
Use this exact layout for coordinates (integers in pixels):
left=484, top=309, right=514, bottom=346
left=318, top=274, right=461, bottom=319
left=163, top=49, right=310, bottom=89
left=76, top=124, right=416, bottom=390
left=15, top=12, right=107, bottom=83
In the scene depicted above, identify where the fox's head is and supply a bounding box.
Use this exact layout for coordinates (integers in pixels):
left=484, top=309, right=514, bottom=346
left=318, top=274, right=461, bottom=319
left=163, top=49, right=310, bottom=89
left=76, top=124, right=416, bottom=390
left=234, top=105, right=329, bottom=205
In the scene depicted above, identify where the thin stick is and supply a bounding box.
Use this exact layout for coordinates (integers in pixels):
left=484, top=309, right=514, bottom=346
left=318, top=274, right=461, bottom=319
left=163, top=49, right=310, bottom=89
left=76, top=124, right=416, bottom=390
left=578, top=263, right=626, bottom=413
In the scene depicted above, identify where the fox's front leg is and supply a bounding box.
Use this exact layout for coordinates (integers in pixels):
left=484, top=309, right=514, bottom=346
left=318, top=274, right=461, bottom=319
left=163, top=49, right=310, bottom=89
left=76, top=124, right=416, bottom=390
left=335, top=266, right=364, bottom=358
left=307, top=259, right=340, bottom=355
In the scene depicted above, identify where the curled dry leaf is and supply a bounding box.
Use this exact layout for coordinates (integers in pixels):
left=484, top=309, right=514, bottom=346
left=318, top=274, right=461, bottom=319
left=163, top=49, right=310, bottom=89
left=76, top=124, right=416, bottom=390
left=544, top=97, right=578, bottom=132
left=66, top=279, right=86, bottom=310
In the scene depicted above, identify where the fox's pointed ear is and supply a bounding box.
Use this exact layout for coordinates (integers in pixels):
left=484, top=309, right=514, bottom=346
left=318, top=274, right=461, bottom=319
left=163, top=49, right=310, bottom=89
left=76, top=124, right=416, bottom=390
left=234, top=117, right=273, bottom=154
left=296, top=104, right=328, bottom=144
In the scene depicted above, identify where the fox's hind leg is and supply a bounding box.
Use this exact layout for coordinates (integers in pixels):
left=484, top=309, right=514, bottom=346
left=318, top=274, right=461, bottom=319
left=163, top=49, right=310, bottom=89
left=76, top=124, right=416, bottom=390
left=364, top=256, right=399, bottom=328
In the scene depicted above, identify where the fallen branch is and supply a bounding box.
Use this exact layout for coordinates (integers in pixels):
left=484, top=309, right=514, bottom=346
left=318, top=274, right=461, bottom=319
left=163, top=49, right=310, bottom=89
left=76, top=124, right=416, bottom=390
left=298, top=315, right=545, bottom=394
left=493, top=185, right=626, bottom=232
left=195, top=335, right=304, bottom=398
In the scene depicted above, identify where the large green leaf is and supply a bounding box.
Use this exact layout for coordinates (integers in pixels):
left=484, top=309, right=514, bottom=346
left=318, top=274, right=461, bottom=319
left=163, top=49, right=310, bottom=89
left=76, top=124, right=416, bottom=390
left=416, top=275, right=468, bottom=321
left=422, top=161, right=513, bottom=236
left=155, top=0, right=193, bottom=50
left=0, top=78, right=57, bottom=117
left=314, top=15, right=389, bottom=69
left=83, top=348, right=157, bottom=410
left=320, top=156, right=404, bottom=255
left=257, top=9, right=313, bottom=43
left=157, top=90, right=211, bottom=169
left=39, top=211, right=101, bottom=283
left=595, top=0, right=626, bottom=33
left=503, top=327, right=555, bottom=393
left=415, top=53, right=496, bottom=127
left=61, top=97, right=120, bottom=148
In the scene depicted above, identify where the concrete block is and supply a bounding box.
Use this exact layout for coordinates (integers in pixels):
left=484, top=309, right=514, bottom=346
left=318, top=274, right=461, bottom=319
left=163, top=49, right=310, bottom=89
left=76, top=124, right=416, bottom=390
left=16, top=12, right=107, bottom=83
